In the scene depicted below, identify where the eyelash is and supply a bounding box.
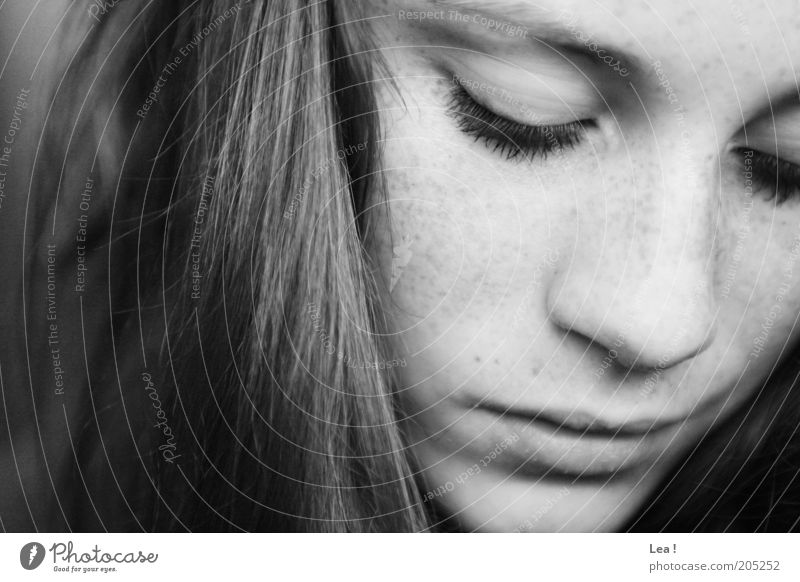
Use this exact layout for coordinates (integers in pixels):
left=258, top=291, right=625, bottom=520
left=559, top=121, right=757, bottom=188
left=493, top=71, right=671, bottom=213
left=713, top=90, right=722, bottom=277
left=446, top=82, right=591, bottom=161
left=736, top=148, right=800, bottom=205
left=447, top=82, right=800, bottom=205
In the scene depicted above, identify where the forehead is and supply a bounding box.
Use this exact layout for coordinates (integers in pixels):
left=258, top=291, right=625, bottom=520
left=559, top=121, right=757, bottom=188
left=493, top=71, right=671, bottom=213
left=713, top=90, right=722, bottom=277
left=374, top=0, right=800, bottom=113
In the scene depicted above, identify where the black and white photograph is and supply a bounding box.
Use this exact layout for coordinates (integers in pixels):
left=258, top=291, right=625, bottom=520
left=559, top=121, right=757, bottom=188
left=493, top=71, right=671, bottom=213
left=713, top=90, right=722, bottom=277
left=0, top=0, right=799, bottom=578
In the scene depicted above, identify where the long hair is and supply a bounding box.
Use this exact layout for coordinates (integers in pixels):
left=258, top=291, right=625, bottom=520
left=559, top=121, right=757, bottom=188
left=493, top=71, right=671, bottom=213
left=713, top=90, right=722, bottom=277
left=31, top=0, right=800, bottom=532
left=158, top=0, right=427, bottom=531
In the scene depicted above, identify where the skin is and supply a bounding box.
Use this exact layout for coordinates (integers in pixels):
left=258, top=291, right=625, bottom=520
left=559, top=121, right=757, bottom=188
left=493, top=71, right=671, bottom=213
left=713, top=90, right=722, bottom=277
left=360, top=0, right=800, bottom=531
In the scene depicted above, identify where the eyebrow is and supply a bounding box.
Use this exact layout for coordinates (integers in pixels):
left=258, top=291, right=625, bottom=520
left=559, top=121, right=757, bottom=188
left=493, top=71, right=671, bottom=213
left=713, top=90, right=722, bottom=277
left=427, top=0, right=644, bottom=75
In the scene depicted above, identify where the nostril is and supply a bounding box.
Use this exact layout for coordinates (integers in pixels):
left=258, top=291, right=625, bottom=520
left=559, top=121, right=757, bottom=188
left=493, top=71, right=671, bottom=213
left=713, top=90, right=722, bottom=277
left=592, top=303, right=717, bottom=372
left=606, top=338, right=704, bottom=372
left=547, top=272, right=718, bottom=374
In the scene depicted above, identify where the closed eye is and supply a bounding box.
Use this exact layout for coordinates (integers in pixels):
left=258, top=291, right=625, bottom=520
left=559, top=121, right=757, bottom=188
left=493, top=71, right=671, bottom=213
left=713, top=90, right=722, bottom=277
left=447, top=80, right=595, bottom=162
left=736, top=147, right=800, bottom=205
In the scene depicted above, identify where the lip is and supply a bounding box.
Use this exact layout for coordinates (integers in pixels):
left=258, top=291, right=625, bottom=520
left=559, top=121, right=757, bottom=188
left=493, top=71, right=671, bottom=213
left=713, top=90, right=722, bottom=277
left=437, top=402, right=688, bottom=481
left=476, top=400, right=685, bottom=437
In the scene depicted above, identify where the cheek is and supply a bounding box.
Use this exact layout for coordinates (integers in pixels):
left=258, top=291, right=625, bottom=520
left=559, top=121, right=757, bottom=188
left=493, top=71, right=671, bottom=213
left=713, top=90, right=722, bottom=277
left=369, top=168, right=510, bottom=392
left=370, top=144, right=560, bottom=355
left=368, top=142, right=579, bottom=407
left=375, top=167, right=491, bottom=317
left=717, top=209, right=800, bottom=364
left=369, top=77, right=568, bottom=331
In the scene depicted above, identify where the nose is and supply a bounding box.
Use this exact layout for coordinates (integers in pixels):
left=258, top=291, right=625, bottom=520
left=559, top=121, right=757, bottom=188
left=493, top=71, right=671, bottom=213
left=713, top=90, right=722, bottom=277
left=546, top=156, right=718, bottom=371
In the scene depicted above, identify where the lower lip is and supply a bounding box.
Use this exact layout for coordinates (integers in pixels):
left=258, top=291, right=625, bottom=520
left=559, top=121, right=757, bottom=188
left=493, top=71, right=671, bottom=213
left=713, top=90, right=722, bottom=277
left=455, top=407, right=675, bottom=481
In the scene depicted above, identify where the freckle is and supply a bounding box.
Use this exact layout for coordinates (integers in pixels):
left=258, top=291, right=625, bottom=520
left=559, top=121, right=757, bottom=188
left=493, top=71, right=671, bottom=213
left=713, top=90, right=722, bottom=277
left=531, top=367, right=540, bottom=377
left=475, top=356, right=481, bottom=363
left=494, top=359, right=500, bottom=365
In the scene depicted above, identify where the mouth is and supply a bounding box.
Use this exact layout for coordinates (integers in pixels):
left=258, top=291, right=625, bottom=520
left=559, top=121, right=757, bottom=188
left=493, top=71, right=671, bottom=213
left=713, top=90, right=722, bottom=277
left=476, top=400, right=683, bottom=438
left=442, top=400, right=688, bottom=482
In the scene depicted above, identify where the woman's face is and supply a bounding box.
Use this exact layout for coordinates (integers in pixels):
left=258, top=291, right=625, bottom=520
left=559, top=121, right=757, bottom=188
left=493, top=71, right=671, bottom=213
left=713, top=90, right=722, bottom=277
left=361, top=0, right=800, bottom=531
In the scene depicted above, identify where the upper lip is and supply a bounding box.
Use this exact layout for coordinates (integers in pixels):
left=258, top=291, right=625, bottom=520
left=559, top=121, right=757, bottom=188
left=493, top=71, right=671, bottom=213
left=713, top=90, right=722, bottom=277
left=475, top=400, right=686, bottom=437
